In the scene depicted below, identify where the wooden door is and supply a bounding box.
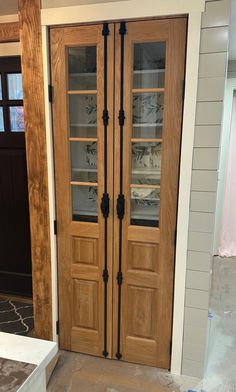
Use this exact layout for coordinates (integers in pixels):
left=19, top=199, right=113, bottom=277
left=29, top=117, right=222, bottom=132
left=113, top=18, right=187, bottom=368
left=0, top=56, right=32, bottom=297
left=51, top=24, right=114, bottom=356
left=51, top=18, right=187, bottom=368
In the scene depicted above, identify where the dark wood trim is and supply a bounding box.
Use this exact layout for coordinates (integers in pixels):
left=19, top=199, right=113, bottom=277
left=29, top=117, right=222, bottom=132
left=18, top=0, right=53, bottom=340
left=0, top=22, right=20, bottom=43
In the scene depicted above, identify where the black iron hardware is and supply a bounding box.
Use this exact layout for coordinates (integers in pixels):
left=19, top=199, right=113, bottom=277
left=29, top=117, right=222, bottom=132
left=182, top=79, right=185, bottom=101
left=116, top=21, right=126, bottom=361
left=117, top=271, right=123, bottom=286
left=101, top=22, right=110, bottom=359
left=101, top=192, right=110, bottom=219
left=53, top=220, right=57, bottom=235
left=102, top=109, right=109, bottom=126
left=103, top=268, right=109, bottom=284
left=48, top=84, right=53, bottom=103
left=117, top=194, right=125, bottom=220
left=118, top=109, right=125, bottom=126
left=56, top=320, right=59, bottom=335
left=102, top=22, right=109, bottom=36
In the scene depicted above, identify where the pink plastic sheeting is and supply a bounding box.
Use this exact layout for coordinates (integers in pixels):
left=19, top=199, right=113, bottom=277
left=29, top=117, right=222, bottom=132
left=219, top=95, right=236, bottom=257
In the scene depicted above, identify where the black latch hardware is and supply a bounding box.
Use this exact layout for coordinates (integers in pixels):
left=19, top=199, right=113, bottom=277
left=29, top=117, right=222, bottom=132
left=118, top=110, right=125, bottom=127
left=117, top=194, right=125, bottom=220
left=103, top=268, right=109, bottom=284
left=101, top=192, right=110, bottom=218
left=117, top=271, right=123, bottom=286
left=102, top=109, right=109, bottom=126
left=119, top=21, right=127, bottom=35
left=48, top=84, right=53, bottom=103
left=102, top=22, right=110, bottom=36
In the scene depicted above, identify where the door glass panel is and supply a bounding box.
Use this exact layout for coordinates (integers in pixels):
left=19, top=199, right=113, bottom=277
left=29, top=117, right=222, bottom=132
left=68, top=47, right=96, bottom=91
left=130, top=41, right=165, bottom=227
left=7, top=73, right=23, bottom=100
left=132, top=93, right=164, bottom=138
left=72, top=185, right=98, bottom=222
left=131, top=142, right=161, bottom=186
left=68, top=45, right=98, bottom=223
left=131, top=187, right=160, bottom=227
left=0, top=107, right=4, bottom=131
left=9, top=106, right=25, bottom=132
left=70, top=141, right=97, bottom=183
left=133, top=42, right=166, bottom=89
left=69, top=94, right=97, bottom=138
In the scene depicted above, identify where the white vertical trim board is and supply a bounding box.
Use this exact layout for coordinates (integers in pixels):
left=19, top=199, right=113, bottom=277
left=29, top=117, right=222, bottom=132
left=42, top=25, right=58, bottom=343
left=41, top=0, right=205, bottom=375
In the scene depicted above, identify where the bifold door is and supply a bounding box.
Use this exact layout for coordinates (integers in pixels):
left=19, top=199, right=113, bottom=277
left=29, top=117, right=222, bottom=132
left=50, top=18, right=187, bottom=368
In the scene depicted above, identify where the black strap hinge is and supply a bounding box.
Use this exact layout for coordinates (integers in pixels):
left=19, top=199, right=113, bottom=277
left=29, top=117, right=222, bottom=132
left=48, top=84, right=53, bottom=103
left=182, top=80, right=185, bottom=101
left=117, top=271, right=123, bottom=286
left=174, top=229, right=177, bottom=247
left=102, top=109, right=109, bottom=126
left=103, top=268, right=109, bottom=284
left=102, top=22, right=110, bottom=36
left=54, top=220, right=57, bottom=235
left=119, top=21, right=126, bottom=35
left=118, top=110, right=125, bottom=126
left=101, top=192, right=110, bottom=218
left=56, top=320, right=59, bottom=335
left=117, top=194, right=125, bottom=220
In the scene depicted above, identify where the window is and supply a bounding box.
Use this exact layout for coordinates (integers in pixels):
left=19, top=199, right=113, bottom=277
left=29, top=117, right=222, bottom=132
left=0, top=57, right=24, bottom=133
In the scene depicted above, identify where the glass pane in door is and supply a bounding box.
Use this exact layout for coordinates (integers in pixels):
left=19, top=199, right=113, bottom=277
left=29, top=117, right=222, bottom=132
left=132, top=92, right=164, bottom=139
left=130, top=41, right=166, bottom=227
left=7, top=73, right=23, bottom=100
left=68, top=47, right=96, bottom=91
left=72, top=185, right=98, bottom=222
left=70, top=141, right=97, bottom=183
left=131, top=187, right=160, bottom=227
left=131, top=142, right=161, bottom=185
left=133, top=42, right=165, bottom=89
left=9, top=106, right=25, bottom=132
left=68, top=45, right=98, bottom=222
left=69, top=94, right=97, bottom=138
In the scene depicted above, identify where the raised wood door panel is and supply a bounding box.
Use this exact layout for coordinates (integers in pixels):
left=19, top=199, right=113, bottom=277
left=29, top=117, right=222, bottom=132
left=51, top=24, right=114, bottom=356
left=113, top=19, right=187, bottom=367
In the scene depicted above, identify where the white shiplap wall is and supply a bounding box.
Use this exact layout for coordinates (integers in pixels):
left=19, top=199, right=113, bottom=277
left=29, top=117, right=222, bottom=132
left=182, top=0, right=230, bottom=378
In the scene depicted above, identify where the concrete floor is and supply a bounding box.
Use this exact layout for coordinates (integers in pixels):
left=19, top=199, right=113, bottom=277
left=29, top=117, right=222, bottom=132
left=47, top=257, right=236, bottom=392
left=47, top=351, right=198, bottom=392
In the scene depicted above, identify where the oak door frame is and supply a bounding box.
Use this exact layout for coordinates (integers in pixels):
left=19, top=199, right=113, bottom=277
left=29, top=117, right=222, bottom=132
left=0, top=16, right=53, bottom=339
left=17, top=0, right=53, bottom=340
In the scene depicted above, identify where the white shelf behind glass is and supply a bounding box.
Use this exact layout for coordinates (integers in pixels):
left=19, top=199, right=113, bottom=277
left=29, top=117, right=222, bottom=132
left=133, top=69, right=165, bottom=74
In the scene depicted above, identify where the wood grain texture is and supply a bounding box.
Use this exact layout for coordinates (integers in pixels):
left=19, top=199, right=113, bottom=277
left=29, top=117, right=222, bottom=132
left=113, top=18, right=187, bottom=368
left=18, top=0, right=52, bottom=340
left=51, top=24, right=114, bottom=355
left=0, top=22, right=19, bottom=43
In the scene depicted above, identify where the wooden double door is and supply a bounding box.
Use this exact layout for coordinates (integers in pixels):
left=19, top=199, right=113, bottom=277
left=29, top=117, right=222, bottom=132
left=51, top=18, right=187, bottom=368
